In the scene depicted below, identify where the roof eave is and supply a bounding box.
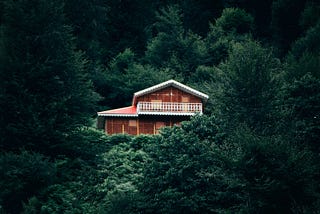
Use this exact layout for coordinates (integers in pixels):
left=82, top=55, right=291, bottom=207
left=138, top=112, right=202, bottom=116
left=97, top=113, right=138, bottom=117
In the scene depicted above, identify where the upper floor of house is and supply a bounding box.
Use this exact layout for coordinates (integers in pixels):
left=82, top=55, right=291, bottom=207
left=133, top=80, right=208, bottom=116
left=98, top=79, right=209, bottom=117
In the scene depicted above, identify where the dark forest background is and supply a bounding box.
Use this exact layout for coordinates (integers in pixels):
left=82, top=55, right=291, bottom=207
left=0, top=0, right=320, bottom=213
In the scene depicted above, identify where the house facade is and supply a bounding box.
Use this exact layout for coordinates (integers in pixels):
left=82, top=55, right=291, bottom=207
left=97, top=80, right=209, bottom=135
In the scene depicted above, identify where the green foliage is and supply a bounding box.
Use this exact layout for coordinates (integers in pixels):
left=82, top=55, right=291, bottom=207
left=291, top=22, right=320, bottom=61
left=20, top=128, right=110, bottom=214
left=154, top=4, right=184, bottom=37
left=205, top=8, right=254, bottom=66
left=140, top=117, right=320, bottom=213
left=205, top=30, right=232, bottom=65
left=285, top=52, right=320, bottom=83
left=96, top=139, right=150, bottom=213
left=131, top=134, right=159, bottom=150
left=179, top=0, right=224, bottom=36
left=33, top=183, right=92, bottom=213
left=140, top=116, right=245, bottom=213
left=58, top=127, right=110, bottom=160
left=103, top=49, right=174, bottom=108
left=231, top=128, right=319, bottom=213
left=215, top=8, right=254, bottom=35
left=299, top=1, right=320, bottom=30
left=108, top=133, right=133, bottom=145
left=213, top=40, right=281, bottom=133
left=0, top=151, right=56, bottom=213
left=279, top=21, right=320, bottom=149
left=271, top=0, right=308, bottom=54
left=63, top=0, right=109, bottom=63
left=103, top=0, right=156, bottom=58
left=109, top=48, right=136, bottom=73
left=222, top=0, right=274, bottom=39
left=145, top=5, right=210, bottom=80
left=1, top=0, right=320, bottom=213
left=281, top=73, right=320, bottom=150
left=180, top=114, right=224, bottom=142
left=0, top=0, right=99, bottom=154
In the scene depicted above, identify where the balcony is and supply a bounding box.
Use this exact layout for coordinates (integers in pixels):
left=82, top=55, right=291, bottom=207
left=137, top=102, right=203, bottom=115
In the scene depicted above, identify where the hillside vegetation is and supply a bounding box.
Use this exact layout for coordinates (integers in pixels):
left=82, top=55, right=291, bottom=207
left=1, top=0, right=319, bottom=213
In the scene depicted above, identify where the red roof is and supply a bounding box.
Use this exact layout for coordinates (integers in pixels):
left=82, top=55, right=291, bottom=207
left=98, top=106, right=137, bottom=117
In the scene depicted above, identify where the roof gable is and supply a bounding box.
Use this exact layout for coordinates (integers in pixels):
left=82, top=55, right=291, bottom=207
left=132, top=79, right=209, bottom=105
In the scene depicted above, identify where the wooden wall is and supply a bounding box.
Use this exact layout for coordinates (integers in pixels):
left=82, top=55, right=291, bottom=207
left=105, top=116, right=190, bottom=135
left=103, top=86, right=203, bottom=135
left=135, top=87, right=201, bottom=104
left=106, top=118, right=138, bottom=135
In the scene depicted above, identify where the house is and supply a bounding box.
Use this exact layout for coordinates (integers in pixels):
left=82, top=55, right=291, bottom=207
left=97, top=80, right=209, bottom=135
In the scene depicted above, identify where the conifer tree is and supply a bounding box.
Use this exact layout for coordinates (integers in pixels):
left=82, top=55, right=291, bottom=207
left=214, top=40, right=280, bottom=133
left=145, top=5, right=209, bottom=81
left=279, top=22, right=320, bottom=150
left=0, top=0, right=99, bottom=154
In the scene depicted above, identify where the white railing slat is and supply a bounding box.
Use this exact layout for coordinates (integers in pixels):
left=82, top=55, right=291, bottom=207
left=137, top=102, right=202, bottom=114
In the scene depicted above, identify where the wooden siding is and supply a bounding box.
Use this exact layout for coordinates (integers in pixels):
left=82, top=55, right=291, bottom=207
left=105, top=116, right=189, bottom=135
left=102, top=85, right=205, bottom=135
left=135, top=87, right=201, bottom=104
left=106, top=118, right=138, bottom=135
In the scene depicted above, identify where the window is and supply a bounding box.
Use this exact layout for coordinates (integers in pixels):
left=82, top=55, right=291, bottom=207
left=181, top=96, right=190, bottom=102
left=129, top=120, right=137, bottom=127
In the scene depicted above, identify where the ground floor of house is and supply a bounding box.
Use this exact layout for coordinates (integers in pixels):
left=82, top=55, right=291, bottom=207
left=97, top=115, right=190, bottom=135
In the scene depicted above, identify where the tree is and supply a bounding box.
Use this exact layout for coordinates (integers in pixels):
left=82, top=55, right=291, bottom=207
left=103, top=0, right=157, bottom=59
left=231, top=128, right=319, bottom=213
left=290, top=21, right=320, bottom=64
left=281, top=74, right=320, bottom=151
left=99, top=48, right=175, bottom=109
left=212, top=40, right=280, bottom=133
left=0, top=151, right=56, bottom=213
left=139, top=115, right=245, bottom=213
left=205, top=8, right=254, bottom=65
left=145, top=5, right=210, bottom=81
left=299, top=1, right=320, bottom=31
left=215, top=7, right=254, bottom=35
left=64, top=0, right=109, bottom=63
left=0, top=0, right=99, bottom=154
left=96, top=137, right=150, bottom=213
left=278, top=21, right=320, bottom=150
left=179, top=0, right=224, bottom=36
left=139, top=116, right=320, bottom=213
left=222, top=0, right=274, bottom=39
left=270, top=0, right=307, bottom=55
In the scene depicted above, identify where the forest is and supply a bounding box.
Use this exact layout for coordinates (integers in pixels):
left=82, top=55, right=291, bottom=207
left=0, top=0, right=319, bottom=213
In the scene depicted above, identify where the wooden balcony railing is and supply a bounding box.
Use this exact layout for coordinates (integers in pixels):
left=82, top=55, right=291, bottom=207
left=137, top=102, right=202, bottom=115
